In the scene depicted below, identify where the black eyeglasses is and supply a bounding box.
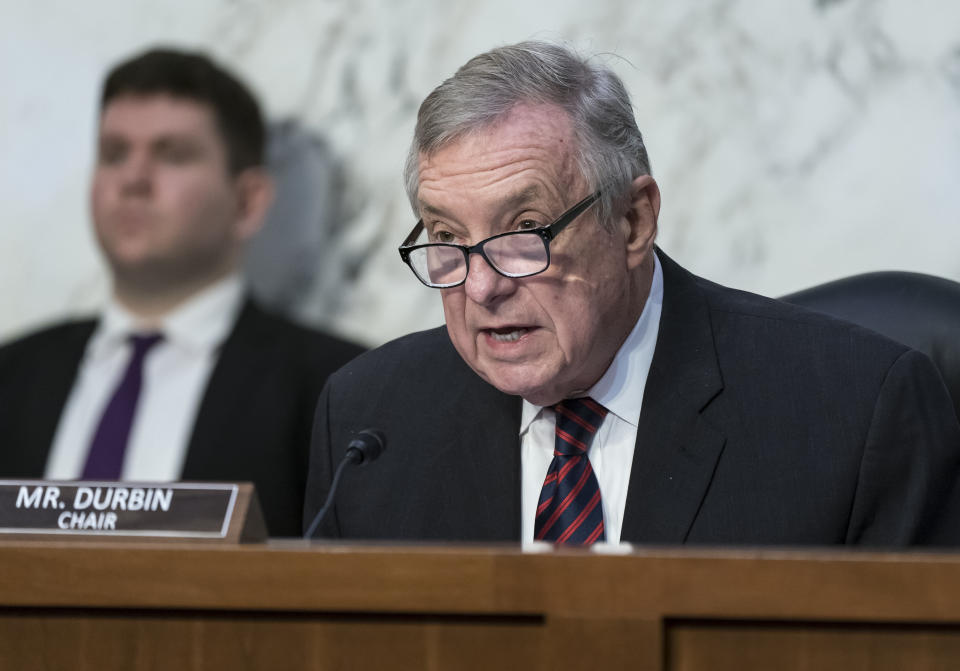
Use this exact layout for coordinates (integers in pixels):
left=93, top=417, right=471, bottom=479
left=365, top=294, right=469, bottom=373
left=398, top=192, right=601, bottom=288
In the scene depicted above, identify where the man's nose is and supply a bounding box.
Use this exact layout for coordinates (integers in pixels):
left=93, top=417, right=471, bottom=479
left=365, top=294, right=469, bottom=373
left=463, top=253, right=516, bottom=306
left=118, top=152, right=153, bottom=195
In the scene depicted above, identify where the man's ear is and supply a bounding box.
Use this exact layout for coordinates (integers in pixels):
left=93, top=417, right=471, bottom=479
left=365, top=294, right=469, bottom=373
left=233, top=167, right=275, bottom=241
left=623, top=174, right=660, bottom=270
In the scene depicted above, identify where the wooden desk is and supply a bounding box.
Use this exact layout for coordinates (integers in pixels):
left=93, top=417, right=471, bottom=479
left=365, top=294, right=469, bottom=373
left=1, top=541, right=958, bottom=669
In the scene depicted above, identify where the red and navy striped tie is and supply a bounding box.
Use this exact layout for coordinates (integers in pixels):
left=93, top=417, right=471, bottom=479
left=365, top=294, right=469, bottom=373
left=534, top=397, right=608, bottom=545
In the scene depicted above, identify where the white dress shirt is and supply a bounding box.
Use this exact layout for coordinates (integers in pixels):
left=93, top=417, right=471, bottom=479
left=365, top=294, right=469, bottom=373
left=45, top=275, right=244, bottom=481
left=520, top=254, right=663, bottom=544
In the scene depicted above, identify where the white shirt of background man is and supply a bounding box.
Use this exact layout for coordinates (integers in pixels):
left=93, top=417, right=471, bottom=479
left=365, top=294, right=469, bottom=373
left=45, top=274, right=244, bottom=481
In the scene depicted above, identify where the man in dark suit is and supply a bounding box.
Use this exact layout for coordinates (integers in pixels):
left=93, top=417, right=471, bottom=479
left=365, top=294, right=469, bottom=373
left=305, top=41, right=960, bottom=546
left=0, top=48, right=363, bottom=536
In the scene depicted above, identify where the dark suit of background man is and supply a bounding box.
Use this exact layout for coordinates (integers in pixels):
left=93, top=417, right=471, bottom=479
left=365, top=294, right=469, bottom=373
left=305, top=40, right=960, bottom=547
left=0, top=49, right=363, bottom=536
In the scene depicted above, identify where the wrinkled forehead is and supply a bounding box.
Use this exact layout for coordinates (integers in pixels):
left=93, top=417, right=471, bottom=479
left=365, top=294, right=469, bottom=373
left=416, top=103, right=583, bottom=204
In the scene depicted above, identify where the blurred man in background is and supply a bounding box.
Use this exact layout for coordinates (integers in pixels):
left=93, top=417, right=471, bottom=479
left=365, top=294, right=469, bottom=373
left=0, top=48, right=363, bottom=536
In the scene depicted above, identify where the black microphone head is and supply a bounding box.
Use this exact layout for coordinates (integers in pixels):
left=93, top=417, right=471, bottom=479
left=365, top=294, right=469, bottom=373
left=345, top=429, right=386, bottom=465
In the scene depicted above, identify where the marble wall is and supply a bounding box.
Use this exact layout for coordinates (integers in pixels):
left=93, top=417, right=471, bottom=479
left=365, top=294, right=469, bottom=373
left=2, top=0, right=959, bottom=346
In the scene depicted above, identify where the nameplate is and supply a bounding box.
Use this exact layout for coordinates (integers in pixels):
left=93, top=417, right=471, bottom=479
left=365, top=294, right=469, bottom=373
left=0, top=480, right=266, bottom=543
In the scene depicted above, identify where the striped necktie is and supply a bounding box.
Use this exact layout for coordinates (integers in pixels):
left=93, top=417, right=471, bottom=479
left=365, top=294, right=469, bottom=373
left=534, top=397, right=608, bottom=545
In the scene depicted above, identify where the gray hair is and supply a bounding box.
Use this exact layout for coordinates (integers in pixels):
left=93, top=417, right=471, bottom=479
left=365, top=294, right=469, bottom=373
left=403, top=40, right=651, bottom=228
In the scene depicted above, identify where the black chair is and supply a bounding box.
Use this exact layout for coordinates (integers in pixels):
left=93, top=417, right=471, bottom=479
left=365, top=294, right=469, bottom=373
left=781, top=271, right=960, bottom=422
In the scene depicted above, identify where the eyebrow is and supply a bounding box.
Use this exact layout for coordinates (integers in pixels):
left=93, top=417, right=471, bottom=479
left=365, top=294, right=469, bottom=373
left=98, top=130, right=203, bottom=145
left=418, top=185, right=544, bottom=221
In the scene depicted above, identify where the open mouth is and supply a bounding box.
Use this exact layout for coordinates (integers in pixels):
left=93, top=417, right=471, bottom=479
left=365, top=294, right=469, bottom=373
left=487, top=327, right=530, bottom=343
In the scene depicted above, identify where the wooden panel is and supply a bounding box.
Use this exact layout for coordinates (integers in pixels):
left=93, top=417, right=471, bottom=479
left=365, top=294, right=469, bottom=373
left=667, top=620, right=960, bottom=671
left=545, top=617, right=663, bottom=671
left=0, top=610, right=547, bottom=671
left=4, top=542, right=960, bottom=621
left=4, top=542, right=960, bottom=670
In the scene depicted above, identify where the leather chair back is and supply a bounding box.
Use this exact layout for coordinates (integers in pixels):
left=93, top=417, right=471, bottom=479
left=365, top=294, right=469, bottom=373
left=781, top=272, right=960, bottom=422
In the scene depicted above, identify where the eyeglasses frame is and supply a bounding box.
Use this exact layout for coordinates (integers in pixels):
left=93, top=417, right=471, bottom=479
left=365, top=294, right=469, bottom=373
left=397, top=191, right=601, bottom=288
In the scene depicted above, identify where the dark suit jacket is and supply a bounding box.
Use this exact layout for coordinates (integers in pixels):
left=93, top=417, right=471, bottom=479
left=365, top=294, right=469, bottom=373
left=0, top=300, right=364, bottom=536
left=305, top=251, right=960, bottom=547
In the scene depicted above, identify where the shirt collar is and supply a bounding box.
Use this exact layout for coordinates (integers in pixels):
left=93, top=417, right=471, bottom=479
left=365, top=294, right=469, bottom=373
left=87, top=274, right=245, bottom=360
left=519, top=252, right=664, bottom=433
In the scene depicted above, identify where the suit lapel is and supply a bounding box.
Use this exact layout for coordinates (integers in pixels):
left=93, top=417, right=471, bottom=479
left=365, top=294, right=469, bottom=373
left=182, top=300, right=268, bottom=478
left=426, top=329, right=523, bottom=540
left=31, top=323, right=96, bottom=473
left=462, top=377, right=523, bottom=539
left=621, top=250, right=726, bottom=543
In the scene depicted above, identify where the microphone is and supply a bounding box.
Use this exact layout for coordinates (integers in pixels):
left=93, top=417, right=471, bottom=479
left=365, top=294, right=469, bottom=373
left=345, top=428, right=385, bottom=465
left=304, top=429, right=385, bottom=539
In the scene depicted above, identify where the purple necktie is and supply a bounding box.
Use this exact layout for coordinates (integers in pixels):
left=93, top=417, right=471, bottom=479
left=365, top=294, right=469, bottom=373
left=81, top=332, right=163, bottom=479
left=534, top=397, right=608, bottom=545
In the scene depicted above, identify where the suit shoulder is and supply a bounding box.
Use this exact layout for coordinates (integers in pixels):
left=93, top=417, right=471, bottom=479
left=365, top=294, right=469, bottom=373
left=0, top=318, right=96, bottom=363
left=233, top=301, right=366, bottom=362
left=320, top=326, right=506, bottom=432
left=695, top=276, right=909, bottom=360
left=328, top=326, right=456, bottom=385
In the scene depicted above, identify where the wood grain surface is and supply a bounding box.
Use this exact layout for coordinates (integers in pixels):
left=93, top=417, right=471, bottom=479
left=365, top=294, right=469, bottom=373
left=1, top=541, right=959, bottom=670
